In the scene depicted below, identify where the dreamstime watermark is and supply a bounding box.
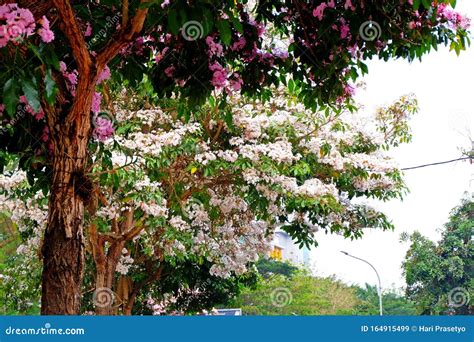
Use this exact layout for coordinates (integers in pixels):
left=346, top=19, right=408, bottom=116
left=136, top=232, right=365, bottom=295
left=448, top=287, right=471, bottom=308
left=1, top=104, right=27, bottom=134
left=92, top=111, right=115, bottom=128
left=270, top=287, right=293, bottom=308
left=92, top=287, right=116, bottom=308
left=359, top=21, right=382, bottom=41
left=181, top=21, right=204, bottom=41
left=4, top=323, right=85, bottom=336
left=86, top=15, right=121, bottom=49
left=182, top=196, right=205, bottom=218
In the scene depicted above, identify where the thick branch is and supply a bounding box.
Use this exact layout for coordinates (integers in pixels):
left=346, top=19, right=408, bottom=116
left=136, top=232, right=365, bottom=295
left=51, top=0, right=92, bottom=74
left=96, top=0, right=150, bottom=68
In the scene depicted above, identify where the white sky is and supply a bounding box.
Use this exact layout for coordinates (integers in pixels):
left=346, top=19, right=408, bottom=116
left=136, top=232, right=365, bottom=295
left=310, top=0, right=474, bottom=290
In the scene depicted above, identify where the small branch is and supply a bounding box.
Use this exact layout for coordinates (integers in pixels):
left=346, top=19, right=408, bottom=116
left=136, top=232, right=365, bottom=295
left=122, top=0, right=129, bottom=27
left=211, top=120, right=224, bottom=144
left=88, top=159, right=137, bottom=177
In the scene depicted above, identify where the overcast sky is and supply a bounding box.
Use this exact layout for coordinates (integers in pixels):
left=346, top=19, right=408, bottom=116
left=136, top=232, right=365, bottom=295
left=310, top=0, right=474, bottom=290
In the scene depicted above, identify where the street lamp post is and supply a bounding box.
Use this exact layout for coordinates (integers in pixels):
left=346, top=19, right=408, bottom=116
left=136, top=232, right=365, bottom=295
left=341, top=251, right=383, bottom=316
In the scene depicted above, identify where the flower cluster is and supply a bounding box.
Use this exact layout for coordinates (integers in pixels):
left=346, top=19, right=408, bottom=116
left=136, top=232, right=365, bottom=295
left=0, top=3, right=54, bottom=47
left=0, top=170, right=47, bottom=257
left=116, top=248, right=134, bottom=275
left=79, top=87, right=416, bottom=283
left=0, top=3, right=35, bottom=47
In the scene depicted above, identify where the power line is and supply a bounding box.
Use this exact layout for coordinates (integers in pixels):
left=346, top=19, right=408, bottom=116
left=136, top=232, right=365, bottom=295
left=401, top=157, right=472, bottom=171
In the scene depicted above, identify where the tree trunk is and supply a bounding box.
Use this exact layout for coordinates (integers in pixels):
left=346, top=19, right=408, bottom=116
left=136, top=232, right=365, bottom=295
left=41, top=149, right=87, bottom=314
left=32, top=0, right=148, bottom=315
left=94, top=240, right=124, bottom=315
left=41, top=90, right=94, bottom=314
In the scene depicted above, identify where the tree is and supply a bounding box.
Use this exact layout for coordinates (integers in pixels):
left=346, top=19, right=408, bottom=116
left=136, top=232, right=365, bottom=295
left=2, top=86, right=422, bottom=314
left=229, top=270, right=358, bottom=315
left=355, top=284, right=417, bottom=315
left=0, top=0, right=470, bottom=314
left=255, top=258, right=298, bottom=278
left=401, top=198, right=473, bottom=315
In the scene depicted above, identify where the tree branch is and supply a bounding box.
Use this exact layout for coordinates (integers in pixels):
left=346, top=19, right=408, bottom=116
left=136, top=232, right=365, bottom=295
left=51, top=0, right=92, bottom=75
left=96, top=0, right=151, bottom=68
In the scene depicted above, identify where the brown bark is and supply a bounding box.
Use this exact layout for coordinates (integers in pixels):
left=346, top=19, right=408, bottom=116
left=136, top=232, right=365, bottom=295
left=89, top=208, right=144, bottom=315
left=38, top=0, right=95, bottom=315
left=37, top=0, right=151, bottom=314
left=41, top=128, right=91, bottom=314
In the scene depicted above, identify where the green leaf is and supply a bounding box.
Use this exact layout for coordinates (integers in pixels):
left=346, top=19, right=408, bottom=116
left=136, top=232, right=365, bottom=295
left=44, top=68, right=58, bottom=105
left=44, top=48, right=61, bottom=71
left=21, top=77, right=41, bottom=113
left=28, top=44, right=45, bottom=64
left=288, top=79, right=295, bottom=93
left=216, top=20, right=232, bottom=46
left=3, top=78, right=20, bottom=117
left=168, top=10, right=180, bottom=35
left=202, top=8, right=214, bottom=36
left=228, top=11, right=243, bottom=34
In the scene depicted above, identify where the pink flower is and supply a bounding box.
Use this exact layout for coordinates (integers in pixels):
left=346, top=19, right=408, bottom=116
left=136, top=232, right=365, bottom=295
left=84, top=22, right=92, bottom=37
left=344, top=0, right=355, bottom=11
left=206, top=36, right=223, bottom=56
left=97, top=65, right=111, bottom=84
left=0, top=4, right=36, bottom=46
left=38, top=15, right=54, bottom=43
left=93, top=116, right=114, bottom=142
left=211, top=70, right=227, bottom=88
left=459, top=16, right=471, bottom=30
left=161, top=0, right=170, bottom=9
left=164, top=66, right=175, bottom=77
left=91, top=92, right=102, bottom=113
left=272, top=47, right=289, bottom=59
left=209, top=62, right=228, bottom=88
left=347, top=44, right=358, bottom=58
left=256, top=23, right=265, bottom=37
left=229, top=74, right=243, bottom=91
left=59, top=61, right=78, bottom=96
left=0, top=27, right=10, bottom=48
left=344, top=84, right=356, bottom=97
left=19, top=95, right=44, bottom=120
left=328, top=0, right=335, bottom=8
left=40, top=126, right=49, bottom=142
left=231, top=36, right=246, bottom=51
left=340, top=23, right=351, bottom=39
left=313, top=3, right=327, bottom=21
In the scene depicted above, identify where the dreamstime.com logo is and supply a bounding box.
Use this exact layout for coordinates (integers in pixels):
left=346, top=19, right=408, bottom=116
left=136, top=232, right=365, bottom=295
left=0, top=104, right=27, bottom=134
left=181, top=21, right=204, bottom=41
left=448, top=287, right=471, bottom=308
left=359, top=21, right=382, bottom=41
left=86, top=14, right=120, bottom=49
left=270, top=287, right=293, bottom=308
left=4, top=323, right=85, bottom=336
left=93, top=287, right=117, bottom=308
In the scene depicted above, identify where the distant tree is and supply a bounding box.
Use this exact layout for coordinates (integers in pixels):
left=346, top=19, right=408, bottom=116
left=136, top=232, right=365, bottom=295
left=255, top=258, right=298, bottom=279
left=229, top=271, right=358, bottom=315
left=355, top=284, right=417, bottom=315
left=401, top=198, right=473, bottom=315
